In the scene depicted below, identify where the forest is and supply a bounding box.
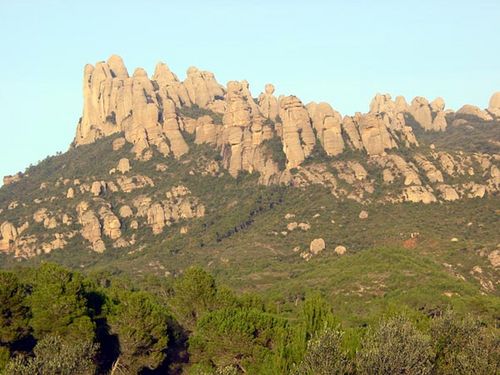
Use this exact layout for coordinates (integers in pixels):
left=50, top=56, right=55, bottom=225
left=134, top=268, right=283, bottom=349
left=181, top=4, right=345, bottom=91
left=0, top=263, right=498, bottom=374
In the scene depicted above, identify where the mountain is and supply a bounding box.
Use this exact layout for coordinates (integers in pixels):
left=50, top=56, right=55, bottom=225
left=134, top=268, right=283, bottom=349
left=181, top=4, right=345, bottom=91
left=0, top=56, right=499, bottom=321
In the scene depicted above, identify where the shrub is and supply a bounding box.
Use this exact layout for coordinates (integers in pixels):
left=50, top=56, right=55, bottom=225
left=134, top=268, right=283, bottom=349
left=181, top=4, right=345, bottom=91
left=431, top=310, right=500, bottom=375
left=4, top=334, right=97, bottom=375
left=294, top=327, right=353, bottom=375
left=262, top=137, right=287, bottom=170
left=356, top=315, right=433, bottom=375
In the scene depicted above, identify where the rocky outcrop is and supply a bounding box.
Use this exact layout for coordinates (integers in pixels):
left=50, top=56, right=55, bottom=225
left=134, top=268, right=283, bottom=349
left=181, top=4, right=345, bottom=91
left=456, top=105, right=493, bottom=121
left=74, top=55, right=188, bottom=159
left=409, top=96, right=448, bottom=131
left=403, top=186, right=437, bottom=204
left=358, top=114, right=398, bottom=155
left=99, top=206, right=121, bottom=240
left=146, top=186, right=205, bottom=234
left=152, top=62, right=192, bottom=108
left=218, top=81, right=279, bottom=183
left=3, top=173, right=23, bottom=186
left=0, top=222, right=17, bottom=251
left=258, top=84, right=279, bottom=120
left=279, top=96, right=316, bottom=168
left=310, top=238, right=326, bottom=255
left=306, top=102, right=344, bottom=156
left=183, top=66, right=225, bottom=111
left=116, top=158, right=131, bottom=174
left=76, top=201, right=105, bottom=252
left=488, top=92, right=500, bottom=117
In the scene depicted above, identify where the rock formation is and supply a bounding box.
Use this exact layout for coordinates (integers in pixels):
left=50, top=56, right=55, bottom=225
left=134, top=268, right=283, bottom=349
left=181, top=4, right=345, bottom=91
left=306, top=102, right=344, bottom=156
left=279, top=96, right=316, bottom=168
left=258, top=84, right=279, bottom=120
left=488, top=92, right=500, bottom=117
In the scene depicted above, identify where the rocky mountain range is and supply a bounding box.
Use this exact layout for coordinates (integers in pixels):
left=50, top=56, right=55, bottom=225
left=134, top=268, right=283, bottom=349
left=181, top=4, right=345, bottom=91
left=0, top=55, right=499, bottom=265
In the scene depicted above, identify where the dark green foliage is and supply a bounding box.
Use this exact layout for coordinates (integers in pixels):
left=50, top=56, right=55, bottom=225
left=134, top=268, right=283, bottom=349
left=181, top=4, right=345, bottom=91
left=262, top=136, right=287, bottom=170
left=356, top=315, right=433, bottom=375
left=27, top=263, right=95, bottom=341
left=0, top=346, right=9, bottom=373
left=189, top=307, right=285, bottom=373
left=5, top=334, right=97, bottom=375
left=430, top=310, right=500, bottom=375
left=179, top=104, right=223, bottom=124
left=0, top=272, right=30, bottom=346
left=0, top=264, right=499, bottom=373
left=303, top=139, right=331, bottom=165
left=107, top=290, right=170, bottom=373
left=170, top=266, right=219, bottom=328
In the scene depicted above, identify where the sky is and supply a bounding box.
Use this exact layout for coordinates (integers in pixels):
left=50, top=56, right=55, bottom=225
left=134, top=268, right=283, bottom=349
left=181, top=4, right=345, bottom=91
left=0, top=0, right=499, bottom=181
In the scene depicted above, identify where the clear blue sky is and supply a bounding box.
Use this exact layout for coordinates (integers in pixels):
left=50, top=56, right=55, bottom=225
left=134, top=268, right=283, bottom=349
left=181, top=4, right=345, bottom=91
left=1, top=0, right=499, bottom=181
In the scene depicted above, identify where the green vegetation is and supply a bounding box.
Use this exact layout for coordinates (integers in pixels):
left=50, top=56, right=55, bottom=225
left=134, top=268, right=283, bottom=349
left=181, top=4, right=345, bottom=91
left=178, top=104, right=223, bottom=125
left=262, top=136, right=287, bottom=170
left=0, top=264, right=497, bottom=374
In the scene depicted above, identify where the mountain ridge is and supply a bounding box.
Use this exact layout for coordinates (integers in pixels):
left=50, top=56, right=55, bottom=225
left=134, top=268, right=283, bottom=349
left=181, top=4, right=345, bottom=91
left=0, top=56, right=498, bottom=275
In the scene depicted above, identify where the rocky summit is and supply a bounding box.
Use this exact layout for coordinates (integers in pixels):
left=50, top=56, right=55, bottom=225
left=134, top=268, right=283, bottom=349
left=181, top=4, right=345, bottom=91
left=0, top=55, right=499, bottom=269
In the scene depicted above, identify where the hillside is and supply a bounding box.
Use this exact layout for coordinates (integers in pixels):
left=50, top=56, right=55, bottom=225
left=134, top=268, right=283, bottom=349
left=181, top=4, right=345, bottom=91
left=0, top=55, right=499, bottom=321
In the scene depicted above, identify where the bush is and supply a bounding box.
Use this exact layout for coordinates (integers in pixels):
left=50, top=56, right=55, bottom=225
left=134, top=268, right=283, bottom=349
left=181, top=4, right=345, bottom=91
left=4, top=334, right=97, bottom=375
left=179, top=105, right=223, bottom=125
left=431, top=310, right=500, bottom=375
left=356, top=315, right=433, bottom=375
left=294, top=327, right=352, bottom=375
left=262, top=137, right=287, bottom=170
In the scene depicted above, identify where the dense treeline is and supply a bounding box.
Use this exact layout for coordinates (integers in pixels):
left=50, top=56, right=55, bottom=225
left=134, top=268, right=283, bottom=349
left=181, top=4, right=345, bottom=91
left=0, top=264, right=498, bottom=374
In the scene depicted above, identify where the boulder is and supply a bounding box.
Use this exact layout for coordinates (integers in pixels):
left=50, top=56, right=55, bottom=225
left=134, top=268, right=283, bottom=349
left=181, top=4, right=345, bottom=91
left=488, top=92, right=500, bottom=117
left=99, top=207, right=121, bottom=240
left=334, top=245, right=347, bottom=255
left=310, top=238, right=326, bottom=255
left=66, top=187, right=75, bottom=199
left=119, top=205, right=133, bottom=218
left=117, top=158, right=131, bottom=174
left=359, top=210, right=369, bottom=219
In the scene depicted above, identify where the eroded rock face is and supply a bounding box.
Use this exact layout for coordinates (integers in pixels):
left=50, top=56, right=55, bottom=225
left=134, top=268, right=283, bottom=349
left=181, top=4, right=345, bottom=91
left=258, top=84, right=279, bottom=120
left=183, top=66, right=225, bottom=110
left=216, top=81, right=279, bottom=183
left=279, top=96, right=316, bottom=168
left=307, top=102, right=344, bottom=156
left=409, top=96, right=448, bottom=131
left=403, top=186, right=437, bottom=204
left=74, top=55, right=188, bottom=159
left=358, top=114, right=397, bottom=155
left=99, top=207, right=121, bottom=240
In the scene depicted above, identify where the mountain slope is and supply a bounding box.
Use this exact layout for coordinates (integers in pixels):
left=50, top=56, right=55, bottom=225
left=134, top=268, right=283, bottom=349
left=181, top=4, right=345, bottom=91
left=0, top=56, right=499, bottom=324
